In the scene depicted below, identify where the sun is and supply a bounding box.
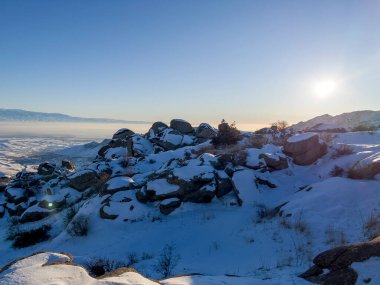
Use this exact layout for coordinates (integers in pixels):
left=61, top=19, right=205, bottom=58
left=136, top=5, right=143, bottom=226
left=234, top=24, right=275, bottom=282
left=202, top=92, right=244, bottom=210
left=313, top=80, right=337, bottom=98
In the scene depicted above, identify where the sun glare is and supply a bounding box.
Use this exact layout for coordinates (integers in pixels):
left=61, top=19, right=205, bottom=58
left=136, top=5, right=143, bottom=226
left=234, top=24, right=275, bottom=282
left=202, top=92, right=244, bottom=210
left=313, top=80, right=337, bottom=98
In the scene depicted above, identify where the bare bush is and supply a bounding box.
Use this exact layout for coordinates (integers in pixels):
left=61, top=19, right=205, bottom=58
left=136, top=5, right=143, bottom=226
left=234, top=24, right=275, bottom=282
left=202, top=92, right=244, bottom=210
left=11, top=225, right=51, bottom=248
left=84, top=257, right=126, bottom=277
left=271, top=120, right=288, bottom=133
left=363, top=211, right=380, bottom=240
left=325, top=226, right=347, bottom=246
left=154, top=243, right=181, bottom=278
left=329, top=165, right=344, bottom=177
left=67, top=214, right=89, bottom=237
left=127, top=252, right=139, bottom=266
left=331, top=144, right=354, bottom=159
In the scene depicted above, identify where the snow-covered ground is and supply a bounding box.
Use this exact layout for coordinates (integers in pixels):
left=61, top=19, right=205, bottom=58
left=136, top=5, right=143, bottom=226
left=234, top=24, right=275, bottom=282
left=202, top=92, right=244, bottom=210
left=0, top=128, right=379, bottom=284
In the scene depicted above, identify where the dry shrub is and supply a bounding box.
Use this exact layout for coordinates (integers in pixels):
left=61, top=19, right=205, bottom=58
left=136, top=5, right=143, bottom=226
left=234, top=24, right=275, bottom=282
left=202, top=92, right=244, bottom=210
left=363, top=211, right=380, bottom=240
left=329, top=165, right=344, bottom=177
left=325, top=226, right=347, bottom=246
left=331, top=144, right=354, bottom=159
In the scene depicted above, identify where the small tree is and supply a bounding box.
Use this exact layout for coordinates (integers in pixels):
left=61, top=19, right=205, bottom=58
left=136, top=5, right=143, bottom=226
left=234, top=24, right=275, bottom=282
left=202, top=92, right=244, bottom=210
left=154, top=243, right=180, bottom=278
left=271, top=120, right=288, bottom=133
left=212, top=119, right=241, bottom=146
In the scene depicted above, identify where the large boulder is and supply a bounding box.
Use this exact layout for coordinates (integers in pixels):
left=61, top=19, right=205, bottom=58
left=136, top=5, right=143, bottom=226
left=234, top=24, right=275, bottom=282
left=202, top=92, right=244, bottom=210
left=284, top=133, right=327, bottom=165
left=349, top=152, right=380, bottom=179
left=170, top=119, right=194, bottom=134
left=112, top=128, right=135, bottom=140
left=103, top=176, right=134, bottom=195
left=68, top=170, right=99, bottom=191
left=19, top=205, right=52, bottom=223
left=195, top=123, right=217, bottom=141
left=149, top=121, right=169, bottom=135
left=300, top=236, right=380, bottom=285
left=259, top=153, right=289, bottom=170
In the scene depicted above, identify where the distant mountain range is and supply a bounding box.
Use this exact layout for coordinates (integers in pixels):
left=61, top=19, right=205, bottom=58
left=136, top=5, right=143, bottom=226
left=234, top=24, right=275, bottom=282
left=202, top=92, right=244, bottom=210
left=0, top=109, right=150, bottom=124
left=292, top=110, right=380, bottom=131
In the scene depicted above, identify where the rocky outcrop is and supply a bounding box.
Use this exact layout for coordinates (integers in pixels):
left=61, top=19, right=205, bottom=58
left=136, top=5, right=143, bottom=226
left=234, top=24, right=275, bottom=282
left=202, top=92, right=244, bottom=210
left=284, top=133, right=327, bottom=165
left=300, top=236, right=380, bottom=285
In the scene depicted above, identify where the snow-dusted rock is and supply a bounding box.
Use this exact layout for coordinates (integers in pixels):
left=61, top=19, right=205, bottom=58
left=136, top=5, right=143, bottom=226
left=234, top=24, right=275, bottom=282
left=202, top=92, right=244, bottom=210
left=104, top=176, right=134, bottom=194
left=284, top=133, right=327, bottom=165
left=300, top=236, right=380, bottom=285
left=350, top=152, right=380, bottom=179
left=159, top=198, right=182, bottom=215
left=149, top=121, right=169, bottom=135
left=20, top=205, right=52, bottom=223
left=112, top=128, right=135, bottom=140
left=0, top=252, right=160, bottom=285
left=68, top=169, right=99, bottom=191
left=259, top=153, right=288, bottom=170
left=195, top=123, right=217, bottom=141
left=37, top=162, right=56, bottom=176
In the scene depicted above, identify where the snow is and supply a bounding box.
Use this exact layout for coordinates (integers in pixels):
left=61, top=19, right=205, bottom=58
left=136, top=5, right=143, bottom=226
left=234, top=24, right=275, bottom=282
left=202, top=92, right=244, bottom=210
left=146, top=179, right=180, bottom=195
left=106, top=176, right=134, bottom=191
left=287, top=133, right=317, bottom=143
left=172, top=165, right=215, bottom=182
left=246, top=144, right=283, bottom=168
left=0, top=252, right=159, bottom=285
left=352, top=257, right=380, bottom=285
left=292, top=110, right=380, bottom=131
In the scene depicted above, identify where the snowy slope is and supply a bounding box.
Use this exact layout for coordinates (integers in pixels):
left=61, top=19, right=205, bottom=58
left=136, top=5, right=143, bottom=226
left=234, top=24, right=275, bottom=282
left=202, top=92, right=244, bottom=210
left=292, top=110, right=380, bottom=131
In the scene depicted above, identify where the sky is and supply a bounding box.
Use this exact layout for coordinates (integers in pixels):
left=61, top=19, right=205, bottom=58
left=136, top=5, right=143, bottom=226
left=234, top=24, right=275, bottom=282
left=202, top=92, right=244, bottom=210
left=1, top=0, right=380, bottom=128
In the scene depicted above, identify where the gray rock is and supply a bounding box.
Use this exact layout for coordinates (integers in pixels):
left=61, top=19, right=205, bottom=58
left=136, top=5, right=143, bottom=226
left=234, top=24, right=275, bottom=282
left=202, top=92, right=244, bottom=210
left=112, top=128, right=135, bottom=140
left=37, top=162, right=56, bottom=176
left=68, top=170, right=99, bottom=191
left=170, top=119, right=194, bottom=134
left=159, top=198, right=181, bottom=215
left=150, top=121, right=169, bottom=135
left=99, top=204, right=118, bottom=220
left=259, top=153, right=289, bottom=170
left=284, top=134, right=327, bottom=165
left=196, top=123, right=217, bottom=140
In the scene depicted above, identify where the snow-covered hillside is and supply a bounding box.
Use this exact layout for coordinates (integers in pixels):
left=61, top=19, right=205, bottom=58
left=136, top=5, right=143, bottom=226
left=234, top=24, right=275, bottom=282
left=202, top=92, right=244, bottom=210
left=0, top=137, right=105, bottom=178
left=0, top=117, right=380, bottom=285
left=292, top=110, right=380, bottom=131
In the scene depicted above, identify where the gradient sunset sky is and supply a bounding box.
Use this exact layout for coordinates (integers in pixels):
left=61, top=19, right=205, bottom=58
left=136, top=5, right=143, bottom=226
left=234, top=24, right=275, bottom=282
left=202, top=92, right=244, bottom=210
left=1, top=0, right=380, bottom=128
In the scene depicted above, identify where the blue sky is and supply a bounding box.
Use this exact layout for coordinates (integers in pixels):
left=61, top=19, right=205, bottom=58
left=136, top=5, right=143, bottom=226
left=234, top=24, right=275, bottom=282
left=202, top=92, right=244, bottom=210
left=1, top=0, right=380, bottom=127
